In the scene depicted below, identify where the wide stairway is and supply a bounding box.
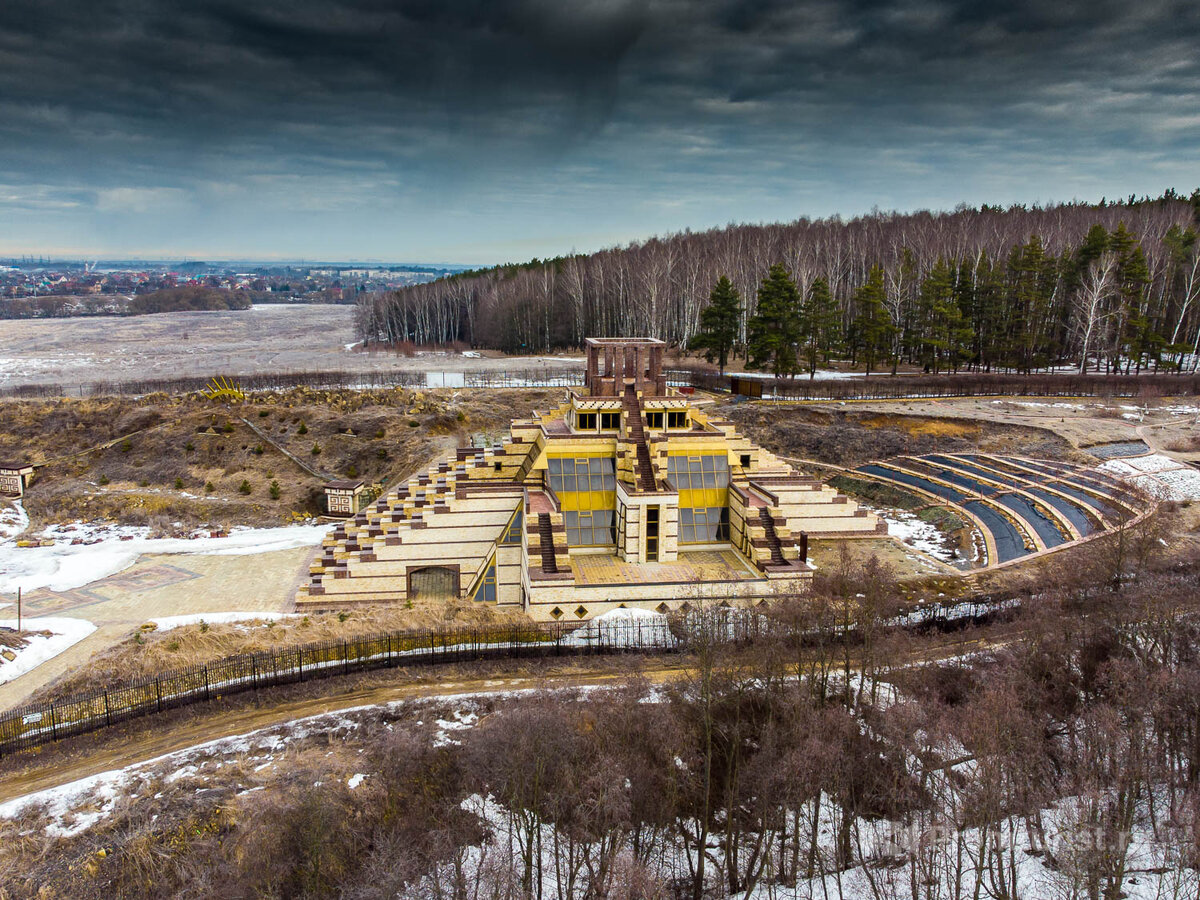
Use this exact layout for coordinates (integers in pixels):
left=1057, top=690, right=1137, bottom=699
left=622, top=388, right=658, bottom=492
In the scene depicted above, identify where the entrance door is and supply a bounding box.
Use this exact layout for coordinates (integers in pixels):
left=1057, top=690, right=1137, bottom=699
left=645, top=506, right=659, bottom=561
left=408, top=566, right=459, bottom=600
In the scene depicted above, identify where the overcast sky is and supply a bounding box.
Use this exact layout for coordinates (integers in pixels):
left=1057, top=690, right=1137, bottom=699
left=1, top=0, right=1198, bottom=264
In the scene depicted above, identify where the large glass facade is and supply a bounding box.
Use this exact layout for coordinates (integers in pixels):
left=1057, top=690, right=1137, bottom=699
left=668, top=454, right=731, bottom=542
left=547, top=455, right=617, bottom=546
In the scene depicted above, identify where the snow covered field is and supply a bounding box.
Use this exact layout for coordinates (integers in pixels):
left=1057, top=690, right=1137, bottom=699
left=1097, top=453, right=1200, bottom=501
left=0, top=520, right=332, bottom=595
left=0, top=617, right=96, bottom=684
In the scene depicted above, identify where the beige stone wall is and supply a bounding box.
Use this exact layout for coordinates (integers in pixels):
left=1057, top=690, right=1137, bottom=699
left=523, top=572, right=810, bottom=622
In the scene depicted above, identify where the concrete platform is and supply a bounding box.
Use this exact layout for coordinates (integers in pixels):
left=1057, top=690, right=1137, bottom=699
left=570, top=547, right=760, bottom=586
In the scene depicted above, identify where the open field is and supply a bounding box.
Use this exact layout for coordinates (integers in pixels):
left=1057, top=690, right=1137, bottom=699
left=0, top=305, right=582, bottom=389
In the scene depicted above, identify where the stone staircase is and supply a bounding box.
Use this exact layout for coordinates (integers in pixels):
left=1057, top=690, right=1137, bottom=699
left=622, top=388, right=658, bottom=492
left=758, top=507, right=787, bottom=565
left=537, top=513, right=557, bottom=573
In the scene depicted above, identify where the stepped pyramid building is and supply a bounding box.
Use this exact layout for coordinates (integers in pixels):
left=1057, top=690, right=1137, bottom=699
left=297, top=338, right=884, bottom=621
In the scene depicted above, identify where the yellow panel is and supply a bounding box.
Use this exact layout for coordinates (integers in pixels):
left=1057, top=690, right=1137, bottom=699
left=559, top=490, right=616, bottom=512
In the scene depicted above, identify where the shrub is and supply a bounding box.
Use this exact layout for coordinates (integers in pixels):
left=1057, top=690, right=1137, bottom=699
left=239, top=479, right=252, bottom=495
left=374, top=428, right=385, bottom=438
left=346, top=464, right=358, bottom=478
left=120, top=438, right=133, bottom=453
left=205, top=481, right=215, bottom=493
left=270, top=480, right=281, bottom=500
left=298, top=422, right=308, bottom=435
left=408, top=420, right=419, bottom=428
left=223, top=422, right=235, bottom=433
left=311, top=443, right=322, bottom=456
left=98, top=474, right=110, bottom=485
left=253, top=444, right=264, bottom=456
left=139, top=479, right=149, bottom=487
left=185, top=441, right=195, bottom=452
left=258, top=410, right=270, bottom=418
left=174, top=477, right=184, bottom=489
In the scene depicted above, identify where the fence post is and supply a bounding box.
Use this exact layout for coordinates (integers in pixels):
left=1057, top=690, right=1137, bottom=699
left=251, top=657, right=257, bottom=689
left=298, top=651, right=304, bottom=682
left=50, top=704, right=58, bottom=741
left=104, top=690, right=111, bottom=727
left=155, top=677, right=162, bottom=712
left=204, top=665, right=211, bottom=700
left=343, top=641, right=349, bottom=675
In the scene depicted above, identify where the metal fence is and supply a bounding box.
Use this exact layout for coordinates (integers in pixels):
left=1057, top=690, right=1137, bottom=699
left=0, top=618, right=686, bottom=757
left=0, top=596, right=1012, bottom=758
left=0, top=367, right=587, bottom=399
left=677, top=369, right=1200, bottom=401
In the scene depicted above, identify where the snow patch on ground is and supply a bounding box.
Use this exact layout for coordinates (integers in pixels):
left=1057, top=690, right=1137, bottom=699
left=0, top=501, right=28, bottom=541
left=1097, top=454, right=1200, bottom=500
left=561, top=606, right=677, bottom=648
left=0, top=616, right=97, bottom=684
left=148, top=611, right=300, bottom=632
left=868, top=505, right=974, bottom=566
left=0, top=522, right=331, bottom=595
left=347, top=773, right=368, bottom=789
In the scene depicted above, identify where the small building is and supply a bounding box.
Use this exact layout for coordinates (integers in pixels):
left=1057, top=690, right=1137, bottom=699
left=0, top=462, right=35, bottom=498
left=298, top=337, right=885, bottom=620
left=324, top=479, right=365, bottom=517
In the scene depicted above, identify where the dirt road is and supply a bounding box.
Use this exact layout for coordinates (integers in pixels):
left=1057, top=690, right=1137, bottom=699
left=0, top=662, right=692, bottom=805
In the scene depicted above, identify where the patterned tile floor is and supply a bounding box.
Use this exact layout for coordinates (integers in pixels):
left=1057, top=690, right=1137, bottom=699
left=571, top=548, right=760, bottom=585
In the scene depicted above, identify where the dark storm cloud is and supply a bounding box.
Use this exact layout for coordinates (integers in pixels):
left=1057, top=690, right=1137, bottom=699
left=0, top=0, right=1197, bottom=257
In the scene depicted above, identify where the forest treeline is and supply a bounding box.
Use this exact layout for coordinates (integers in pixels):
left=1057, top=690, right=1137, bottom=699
left=356, top=190, right=1200, bottom=374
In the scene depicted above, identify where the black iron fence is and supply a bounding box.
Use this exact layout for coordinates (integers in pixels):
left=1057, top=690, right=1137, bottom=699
left=0, top=367, right=587, bottom=399
left=0, top=595, right=1017, bottom=759
left=6, top=364, right=1200, bottom=402
left=0, top=617, right=695, bottom=757
left=676, top=369, right=1200, bottom=401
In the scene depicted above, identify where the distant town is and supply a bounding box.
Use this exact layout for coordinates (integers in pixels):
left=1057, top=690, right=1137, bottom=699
left=0, top=259, right=466, bottom=317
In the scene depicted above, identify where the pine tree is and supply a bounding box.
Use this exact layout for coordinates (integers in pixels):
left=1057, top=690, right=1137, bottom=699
left=799, top=276, right=841, bottom=377
left=852, top=265, right=893, bottom=376
left=689, top=276, right=742, bottom=374
left=747, top=264, right=802, bottom=378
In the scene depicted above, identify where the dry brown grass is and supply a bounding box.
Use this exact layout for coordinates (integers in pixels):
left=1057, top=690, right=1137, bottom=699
left=0, top=387, right=559, bottom=530
left=30, top=601, right=529, bottom=704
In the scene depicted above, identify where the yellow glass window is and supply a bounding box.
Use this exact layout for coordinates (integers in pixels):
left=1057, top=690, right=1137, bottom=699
left=600, top=411, right=620, bottom=430
left=645, top=411, right=663, bottom=429
left=667, top=454, right=731, bottom=542
left=546, top=455, right=617, bottom=546
left=667, top=410, right=687, bottom=429
left=577, top=412, right=596, bottom=430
